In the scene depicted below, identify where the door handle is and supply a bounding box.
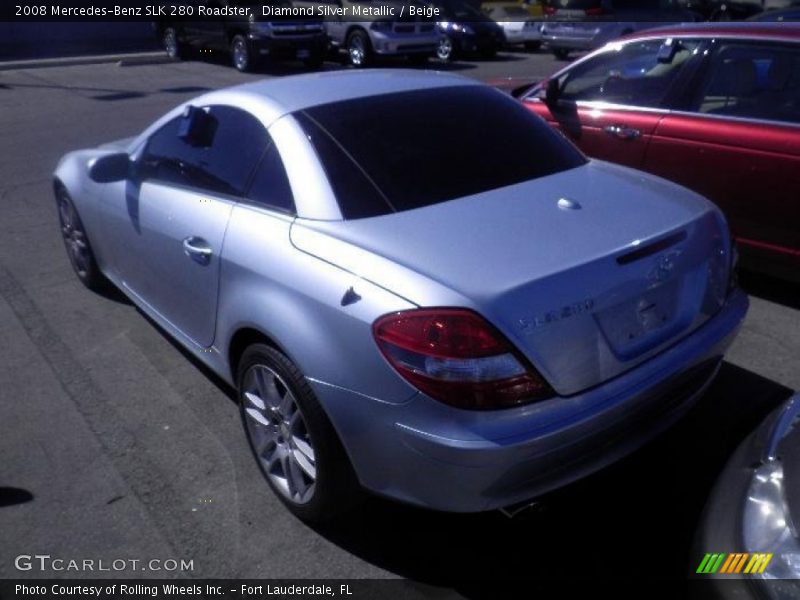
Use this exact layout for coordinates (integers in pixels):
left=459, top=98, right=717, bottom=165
left=182, top=236, right=212, bottom=264
left=604, top=125, right=641, bottom=140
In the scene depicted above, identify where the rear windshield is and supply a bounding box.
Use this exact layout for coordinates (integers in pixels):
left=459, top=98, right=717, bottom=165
left=294, top=85, right=586, bottom=219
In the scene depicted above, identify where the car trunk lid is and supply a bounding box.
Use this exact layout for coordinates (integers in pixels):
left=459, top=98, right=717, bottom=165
left=291, top=161, right=731, bottom=395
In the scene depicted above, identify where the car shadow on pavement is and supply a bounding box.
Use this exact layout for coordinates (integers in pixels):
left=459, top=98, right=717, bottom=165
left=134, top=308, right=238, bottom=406
left=0, top=487, right=34, bottom=508
left=739, top=270, right=800, bottom=311
left=313, top=362, right=792, bottom=594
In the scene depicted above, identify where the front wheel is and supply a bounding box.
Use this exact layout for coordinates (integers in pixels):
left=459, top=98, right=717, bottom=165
left=436, top=35, right=455, bottom=61
left=231, top=34, right=256, bottom=72
left=238, top=344, right=361, bottom=523
left=346, top=30, right=372, bottom=68
left=56, top=187, right=107, bottom=291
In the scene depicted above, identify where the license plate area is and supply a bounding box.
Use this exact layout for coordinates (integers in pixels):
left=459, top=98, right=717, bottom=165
left=595, top=279, right=682, bottom=360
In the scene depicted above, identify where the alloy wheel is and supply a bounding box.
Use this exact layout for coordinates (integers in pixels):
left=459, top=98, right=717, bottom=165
left=163, top=28, right=178, bottom=59
left=58, top=195, right=91, bottom=278
left=242, top=364, right=316, bottom=504
left=437, top=36, right=453, bottom=61
left=232, top=37, right=249, bottom=72
left=348, top=36, right=366, bottom=67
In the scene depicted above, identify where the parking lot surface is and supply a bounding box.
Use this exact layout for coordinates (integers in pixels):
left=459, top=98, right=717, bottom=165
left=0, top=51, right=798, bottom=593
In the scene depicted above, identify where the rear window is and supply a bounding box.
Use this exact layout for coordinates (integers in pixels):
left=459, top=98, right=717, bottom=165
left=295, top=85, right=586, bottom=219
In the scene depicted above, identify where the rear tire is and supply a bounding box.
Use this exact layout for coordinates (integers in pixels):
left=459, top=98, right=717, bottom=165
left=56, top=187, right=108, bottom=292
left=238, top=344, right=362, bottom=523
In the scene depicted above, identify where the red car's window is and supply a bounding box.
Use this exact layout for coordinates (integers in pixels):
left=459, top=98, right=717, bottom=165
left=557, top=39, right=700, bottom=108
left=694, top=43, right=800, bottom=125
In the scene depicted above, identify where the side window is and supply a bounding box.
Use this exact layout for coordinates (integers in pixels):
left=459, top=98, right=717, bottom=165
left=558, top=39, right=700, bottom=108
left=693, top=43, right=800, bottom=124
left=246, top=145, right=295, bottom=214
left=140, top=105, right=269, bottom=196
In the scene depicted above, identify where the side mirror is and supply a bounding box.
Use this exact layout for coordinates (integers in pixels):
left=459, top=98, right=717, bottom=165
left=88, top=152, right=130, bottom=183
left=544, top=77, right=561, bottom=107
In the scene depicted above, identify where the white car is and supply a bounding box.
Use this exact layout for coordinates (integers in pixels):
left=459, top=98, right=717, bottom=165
left=484, top=3, right=542, bottom=50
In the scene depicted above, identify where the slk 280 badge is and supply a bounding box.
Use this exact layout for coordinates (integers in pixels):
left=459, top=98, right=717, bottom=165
left=518, top=299, right=595, bottom=333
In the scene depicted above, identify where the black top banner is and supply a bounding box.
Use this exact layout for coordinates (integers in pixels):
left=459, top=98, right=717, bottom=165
left=1, top=0, right=731, bottom=23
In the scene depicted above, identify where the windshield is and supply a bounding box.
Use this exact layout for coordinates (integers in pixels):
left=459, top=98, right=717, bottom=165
left=294, top=85, right=586, bottom=219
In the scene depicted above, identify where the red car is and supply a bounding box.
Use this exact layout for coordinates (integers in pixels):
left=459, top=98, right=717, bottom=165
left=521, top=23, right=800, bottom=281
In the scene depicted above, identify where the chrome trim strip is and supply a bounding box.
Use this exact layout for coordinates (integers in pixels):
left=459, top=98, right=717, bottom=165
left=662, top=109, right=800, bottom=132
left=524, top=96, right=671, bottom=115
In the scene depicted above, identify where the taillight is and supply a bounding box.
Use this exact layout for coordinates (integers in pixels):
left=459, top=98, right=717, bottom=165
left=543, top=5, right=556, bottom=15
left=373, top=308, right=554, bottom=410
left=584, top=7, right=604, bottom=16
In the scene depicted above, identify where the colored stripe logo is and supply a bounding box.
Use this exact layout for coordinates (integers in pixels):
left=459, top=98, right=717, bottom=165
left=696, top=553, right=773, bottom=574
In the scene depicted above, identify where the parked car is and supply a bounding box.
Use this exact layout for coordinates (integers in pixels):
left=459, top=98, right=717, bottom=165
left=541, top=0, right=608, bottom=19
left=325, top=0, right=439, bottom=66
left=431, top=0, right=506, bottom=60
left=748, top=6, right=800, bottom=20
left=693, top=393, right=800, bottom=596
left=54, top=70, right=746, bottom=522
left=542, top=9, right=701, bottom=60
left=708, top=0, right=764, bottom=20
left=154, top=0, right=328, bottom=71
left=519, top=23, right=800, bottom=281
left=483, top=3, right=543, bottom=50
left=541, top=20, right=640, bottom=59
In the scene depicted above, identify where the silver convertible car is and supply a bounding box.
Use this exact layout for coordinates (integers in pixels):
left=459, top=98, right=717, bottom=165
left=54, top=70, right=748, bottom=522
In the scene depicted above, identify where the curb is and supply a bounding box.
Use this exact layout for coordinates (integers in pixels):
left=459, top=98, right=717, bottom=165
left=0, top=51, right=171, bottom=72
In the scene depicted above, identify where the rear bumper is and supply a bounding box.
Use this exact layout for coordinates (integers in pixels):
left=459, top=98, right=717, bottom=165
left=504, top=28, right=542, bottom=44
left=370, top=30, right=440, bottom=56
left=314, top=289, right=748, bottom=513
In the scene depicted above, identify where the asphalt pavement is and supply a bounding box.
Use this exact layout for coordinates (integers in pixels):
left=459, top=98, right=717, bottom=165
left=0, top=50, right=798, bottom=594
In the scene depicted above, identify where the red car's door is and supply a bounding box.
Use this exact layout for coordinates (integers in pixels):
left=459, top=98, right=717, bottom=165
left=526, top=99, right=663, bottom=169
left=523, top=38, right=704, bottom=170
left=645, top=40, right=800, bottom=273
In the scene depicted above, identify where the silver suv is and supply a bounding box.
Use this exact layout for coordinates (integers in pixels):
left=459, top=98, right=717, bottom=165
left=325, top=0, right=440, bottom=66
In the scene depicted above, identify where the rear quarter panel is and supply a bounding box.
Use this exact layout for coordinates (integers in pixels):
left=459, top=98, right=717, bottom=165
left=216, top=203, right=419, bottom=404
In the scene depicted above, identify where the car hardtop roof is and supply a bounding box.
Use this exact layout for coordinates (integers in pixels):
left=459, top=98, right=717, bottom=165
left=199, top=69, right=482, bottom=116
left=626, top=21, right=800, bottom=41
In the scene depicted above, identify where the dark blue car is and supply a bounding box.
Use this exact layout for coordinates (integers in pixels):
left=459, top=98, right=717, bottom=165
left=432, top=0, right=506, bottom=60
